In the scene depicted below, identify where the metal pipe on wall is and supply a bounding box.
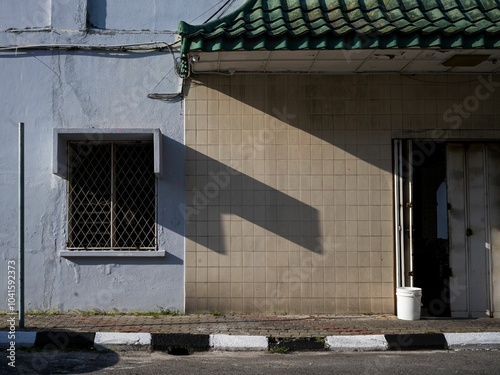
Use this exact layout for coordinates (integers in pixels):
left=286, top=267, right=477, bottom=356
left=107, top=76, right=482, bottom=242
left=18, top=122, right=25, bottom=328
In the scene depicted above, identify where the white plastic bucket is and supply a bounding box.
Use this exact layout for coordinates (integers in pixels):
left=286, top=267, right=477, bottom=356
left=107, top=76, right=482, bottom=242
left=396, top=287, right=422, bottom=320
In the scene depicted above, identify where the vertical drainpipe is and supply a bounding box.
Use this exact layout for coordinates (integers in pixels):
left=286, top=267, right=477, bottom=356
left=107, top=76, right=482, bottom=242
left=18, top=122, right=25, bottom=328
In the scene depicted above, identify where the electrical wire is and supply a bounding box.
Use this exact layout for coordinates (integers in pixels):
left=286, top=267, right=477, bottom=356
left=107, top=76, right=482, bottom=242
left=204, top=0, right=233, bottom=23
left=215, top=0, right=237, bottom=19
left=0, top=41, right=175, bottom=53
left=0, top=39, right=188, bottom=100
left=0, top=41, right=183, bottom=78
left=189, top=0, right=228, bottom=24
left=161, top=43, right=182, bottom=77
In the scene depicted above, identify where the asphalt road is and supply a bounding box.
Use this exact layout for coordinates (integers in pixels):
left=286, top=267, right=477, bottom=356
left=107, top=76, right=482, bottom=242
left=2, top=349, right=500, bottom=374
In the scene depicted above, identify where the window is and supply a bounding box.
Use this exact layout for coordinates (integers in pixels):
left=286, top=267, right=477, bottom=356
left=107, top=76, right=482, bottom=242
left=67, top=141, right=156, bottom=250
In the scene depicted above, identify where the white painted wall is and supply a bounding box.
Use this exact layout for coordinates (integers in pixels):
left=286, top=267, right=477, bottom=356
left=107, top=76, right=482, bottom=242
left=0, top=0, right=51, bottom=30
left=0, top=0, right=247, bottom=312
left=87, top=0, right=246, bottom=31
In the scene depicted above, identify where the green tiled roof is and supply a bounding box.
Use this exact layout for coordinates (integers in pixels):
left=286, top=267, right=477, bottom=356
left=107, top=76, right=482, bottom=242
left=179, top=0, right=500, bottom=55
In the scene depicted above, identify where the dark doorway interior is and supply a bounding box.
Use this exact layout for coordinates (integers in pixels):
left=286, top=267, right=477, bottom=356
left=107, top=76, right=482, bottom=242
left=411, top=142, right=451, bottom=317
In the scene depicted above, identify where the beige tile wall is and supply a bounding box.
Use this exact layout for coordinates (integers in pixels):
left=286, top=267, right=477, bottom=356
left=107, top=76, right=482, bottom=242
left=184, top=74, right=500, bottom=314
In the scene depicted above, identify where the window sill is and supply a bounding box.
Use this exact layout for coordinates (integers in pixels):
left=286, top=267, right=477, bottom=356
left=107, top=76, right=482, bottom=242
left=59, top=251, right=166, bottom=258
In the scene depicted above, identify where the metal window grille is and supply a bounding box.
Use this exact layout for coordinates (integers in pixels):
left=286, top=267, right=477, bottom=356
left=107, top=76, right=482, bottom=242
left=67, top=141, right=156, bottom=250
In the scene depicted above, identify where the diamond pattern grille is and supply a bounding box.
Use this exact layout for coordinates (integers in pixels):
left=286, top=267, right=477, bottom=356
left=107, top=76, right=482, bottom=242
left=67, top=142, right=156, bottom=250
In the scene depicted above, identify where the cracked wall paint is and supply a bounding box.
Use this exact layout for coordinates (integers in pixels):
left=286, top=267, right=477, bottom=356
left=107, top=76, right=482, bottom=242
left=66, top=260, right=81, bottom=284
left=0, top=2, right=188, bottom=312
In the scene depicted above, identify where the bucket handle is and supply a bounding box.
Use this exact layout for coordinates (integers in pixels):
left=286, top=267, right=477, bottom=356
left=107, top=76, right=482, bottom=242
left=412, top=293, right=423, bottom=307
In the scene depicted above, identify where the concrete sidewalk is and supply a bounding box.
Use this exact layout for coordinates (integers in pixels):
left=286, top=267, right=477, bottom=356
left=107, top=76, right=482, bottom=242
left=1, top=314, right=500, bottom=352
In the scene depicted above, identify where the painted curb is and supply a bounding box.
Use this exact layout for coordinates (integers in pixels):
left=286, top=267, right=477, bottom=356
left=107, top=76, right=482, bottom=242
left=151, top=333, right=210, bottom=352
left=385, top=334, right=448, bottom=351
left=444, top=332, right=500, bottom=349
left=269, top=337, right=325, bottom=351
left=1, top=331, right=500, bottom=352
left=210, top=334, right=268, bottom=351
left=326, top=335, right=388, bottom=351
left=94, top=332, right=152, bottom=349
left=0, top=331, right=36, bottom=347
left=34, top=331, right=96, bottom=350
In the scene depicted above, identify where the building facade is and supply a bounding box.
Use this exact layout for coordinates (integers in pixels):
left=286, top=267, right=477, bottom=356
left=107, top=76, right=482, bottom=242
left=0, top=0, right=244, bottom=313
left=180, top=0, right=500, bottom=317
left=1, top=0, right=499, bottom=319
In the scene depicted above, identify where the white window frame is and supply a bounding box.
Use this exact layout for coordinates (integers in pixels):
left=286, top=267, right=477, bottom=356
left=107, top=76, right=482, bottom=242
left=53, top=128, right=165, bottom=258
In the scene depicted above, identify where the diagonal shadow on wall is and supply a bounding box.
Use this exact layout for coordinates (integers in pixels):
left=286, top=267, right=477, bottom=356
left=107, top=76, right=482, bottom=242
left=177, top=74, right=410, bottom=257
left=159, top=137, right=322, bottom=254
left=190, top=74, right=401, bottom=176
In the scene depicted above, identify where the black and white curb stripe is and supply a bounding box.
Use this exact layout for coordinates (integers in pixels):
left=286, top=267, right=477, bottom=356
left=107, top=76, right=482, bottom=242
left=1, top=331, right=500, bottom=351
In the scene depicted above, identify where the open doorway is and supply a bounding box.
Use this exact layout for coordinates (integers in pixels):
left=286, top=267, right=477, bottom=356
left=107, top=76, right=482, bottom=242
left=395, top=140, right=495, bottom=318
left=411, top=143, right=450, bottom=317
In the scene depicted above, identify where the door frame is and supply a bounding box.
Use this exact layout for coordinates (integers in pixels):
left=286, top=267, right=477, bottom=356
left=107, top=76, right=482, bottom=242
left=393, top=138, right=496, bottom=318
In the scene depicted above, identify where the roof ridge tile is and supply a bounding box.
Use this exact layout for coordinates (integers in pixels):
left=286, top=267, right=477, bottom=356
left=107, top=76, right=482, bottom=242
left=178, top=0, right=500, bottom=56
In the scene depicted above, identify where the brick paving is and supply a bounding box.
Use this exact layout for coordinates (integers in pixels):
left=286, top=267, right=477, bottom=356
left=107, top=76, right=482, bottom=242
left=2, top=314, right=500, bottom=337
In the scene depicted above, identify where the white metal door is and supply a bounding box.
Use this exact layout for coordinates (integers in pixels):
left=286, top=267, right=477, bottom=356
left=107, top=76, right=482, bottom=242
left=447, top=144, right=491, bottom=318
left=487, top=144, right=500, bottom=316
